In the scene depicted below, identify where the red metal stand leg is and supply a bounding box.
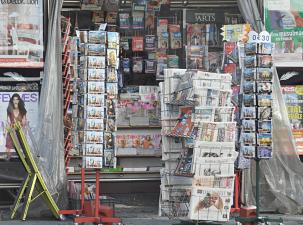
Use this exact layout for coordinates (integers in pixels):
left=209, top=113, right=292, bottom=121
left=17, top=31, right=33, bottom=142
left=81, top=167, right=85, bottom=211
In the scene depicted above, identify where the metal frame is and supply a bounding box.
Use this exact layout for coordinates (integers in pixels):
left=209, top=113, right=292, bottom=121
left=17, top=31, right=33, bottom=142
left=7, top=122, right=60, bottom=220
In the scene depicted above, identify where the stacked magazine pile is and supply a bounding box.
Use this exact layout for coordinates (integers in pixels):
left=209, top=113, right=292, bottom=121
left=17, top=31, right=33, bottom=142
left=72, top=30, right=119, bottom=170
left=159, top=69, right=237, bottom=222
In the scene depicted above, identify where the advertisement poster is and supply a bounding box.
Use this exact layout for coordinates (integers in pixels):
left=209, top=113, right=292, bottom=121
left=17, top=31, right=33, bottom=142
left=264, top=0, right=303, bottom=63
left=0, top=83, right=39, bottom=155
left=0, top=1, right=44, bottom=68
left=281, top=85, right=303, bottom=154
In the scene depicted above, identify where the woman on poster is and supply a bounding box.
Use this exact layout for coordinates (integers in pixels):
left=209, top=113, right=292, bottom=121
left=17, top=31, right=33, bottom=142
left=5, top=93, right=27, bottom=160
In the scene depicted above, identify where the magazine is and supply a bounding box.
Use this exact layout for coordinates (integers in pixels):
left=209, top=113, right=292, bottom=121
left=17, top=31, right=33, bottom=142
left=116, top=134, right=161, bottom=150
left=119, top=13, right=130, bottom=29
left=87, top=69, right=106, bottom=81
left=194, top=89, right=232, bottom=107
left=223, top=64, right=237, bottom=84
left=132, top=11, right=144, bottom=29
left=122, top=58, right=131, bottom=73
left=106, top=12, right=118, bottom=24
left=87, top=81, right=105, bottom=93
left=158, top=32, right=169, bottom=49
left=145, top=35, right=156, bottom=51
left=186, top=24, right=204, bottom=46
left=171, top=107, right=194, bottom=137
left=145, top=59, right=157, bottom=73
left=157, top=19, right=168, bottom=33
left=84, top=144, right=104, bottom=156
left=85, top=131, right=104, bottom=143
left=83, top=156, right=103, bottom=169
left=170, top=32, right=182, bottom=49
left=86, top=118, right=104, bottom=130
left=257, top=146, right=272, bottom=158
left=87, top=44, right=106, bottom=56
left=89, top=31, right=106, bottom=44
left=107, top=32, right=119, bottom=49
left=241, top=145, right=255, bottom=158
left=156, top=57, right=168, bottom=80
left=86, top=106, right=104, bottom=119
left=168, top=55, right=179, bottom=68
left=107, top=49, right=118, bottom=67
left=106, top=83, right=118, bottom=99
left=192, top=176, right=234, bottom=189
left=168, top=24, right=180, bottom=33
left=133, top=57, right=143, bottom=73
left=194, top=107, right=234, bottom=123
left=194, top=142, right=236, bottom=159
left=104, top=132, right=114, bottom=149
left=87, top=56, right=106, bottom=69
left=132, top=36, right=144, bottom=51
left=145, top=11, right=155, bottom=30
left=107, top=67, right=118, bottom=82
left=78, top=30, right=88, bottom=43
left=223, top=42, right=238, bottom=63
left=197, top=122, right=236, bottom=143
left=87, top=94, right=105, bottom=107
left=92, top=12, right=105, bottom=23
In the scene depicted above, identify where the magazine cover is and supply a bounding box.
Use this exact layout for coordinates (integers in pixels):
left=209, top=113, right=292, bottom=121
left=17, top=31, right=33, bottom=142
left=81, top=0, right=102, bottom=10
left=170, top=32, right=182, bottom=49
left=119, top=13, right=130, bottom=29
left=83, top=156, right=103, bottom=169
left=257, top=146, right=272, bottom=158
left=87, top=94, right=105, bottom=107
left=106, top=118, right=116, bottom=132
left=87, top=44, right=106, bottom=56
left=122, top=58, right=131, bottom=73
left=105, top=12, right=118, bottom=24
left=92, top=11, right=105, bottom=23
left=223, top=42, right=238, bottom=63
left=186, top=24, right=204, bottom=46
left=107, top=67, right=118, bottom=82
left=258, top=107, right=272, bottom=120
left=168, top=24, right=180, bottom=33
left=145, top=11, right=155, bottom=30
left=104, top=149, right=115, bottom=167
left=107, top=99, right=116, bottom=117
left=158, top=32, right=169, bottom=49
left=78, top=31, right=88, bottom=43
left=132, top=36, right=144, bottom=52
left=241, top=145, right=255, bottom=158
left=116, top=134, right=161, bottom=150
left=0, top=2, right=44, bottom=67
left=107, top=32, right=119, bottom=49
left=88, top=31, right=106, bottom=44
left=197, top=122, right=236, bottom=143
left=157, top=19, right=168, bottom=33
left=132, top=57, right=143, bottom=73
left=106, top=83, right=118, bottom=99
left=145, top=35, right=156, bottom=51
left=87, top=81, right=105, bottom=93
left=168, top=55, right=179, bottom=68
left=107, top=49, right=118, bottom=66
left=120, top=38, right=130, bottom=51
left=86, top=118, right=104, bottom=130
left=87, top=69, right=106, bottom=81
left=194, top=89, right=232, bottom=108
left=132, top=11, right=144, bottom=29
left=145, top=59, right=157, bottom=73
left=156, top=57, right=168, bottom=80
left=87, top=56, right=106, bottom=69
left=86, top=106, right=104, bottom=119
left=104, top=132, right=114, bottom=149
left=171, top=107, right=194, bottom=137
left=223, top=64, right=237, bottom=83
left=242, top=119, right=255, bottom=132
left=84, top=144, right=104, bottom=156
left=187, top=56, right=204, bottom=70
left=192, top=176, right=234, bottom=189
left=257, top=68, right=272, bottom=81
left=257, top=133, right=272, bottom=146
left=85, top=131, right=104, bottom=143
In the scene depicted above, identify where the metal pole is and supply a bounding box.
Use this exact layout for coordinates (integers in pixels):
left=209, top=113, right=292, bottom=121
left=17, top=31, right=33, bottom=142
left=255, top=159, right=260, bottom=218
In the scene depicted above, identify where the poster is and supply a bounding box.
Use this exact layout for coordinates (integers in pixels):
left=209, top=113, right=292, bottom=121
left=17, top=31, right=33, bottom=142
left=0, top=1, right=44, bottom=68
left=0, top=83, right=39, bottom=154
left=281, top=85, right=303, bottom=154
left=264, top=0, right=303, bottom=63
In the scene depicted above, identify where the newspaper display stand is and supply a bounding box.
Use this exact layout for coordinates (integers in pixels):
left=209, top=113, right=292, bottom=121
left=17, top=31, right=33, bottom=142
left=159, top=69, right=238, bottom=223
left=7, top=122, right=60, bottom=220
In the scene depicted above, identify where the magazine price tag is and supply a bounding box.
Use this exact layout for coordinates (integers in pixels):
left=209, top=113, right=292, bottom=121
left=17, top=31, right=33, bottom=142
left=248, top=31, right=271, bottom=43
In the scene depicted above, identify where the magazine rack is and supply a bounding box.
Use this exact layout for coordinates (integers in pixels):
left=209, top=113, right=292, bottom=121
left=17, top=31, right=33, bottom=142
left=59, top=168, right=123, bottom=225
left=7, top=122, right=60, bottom=220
